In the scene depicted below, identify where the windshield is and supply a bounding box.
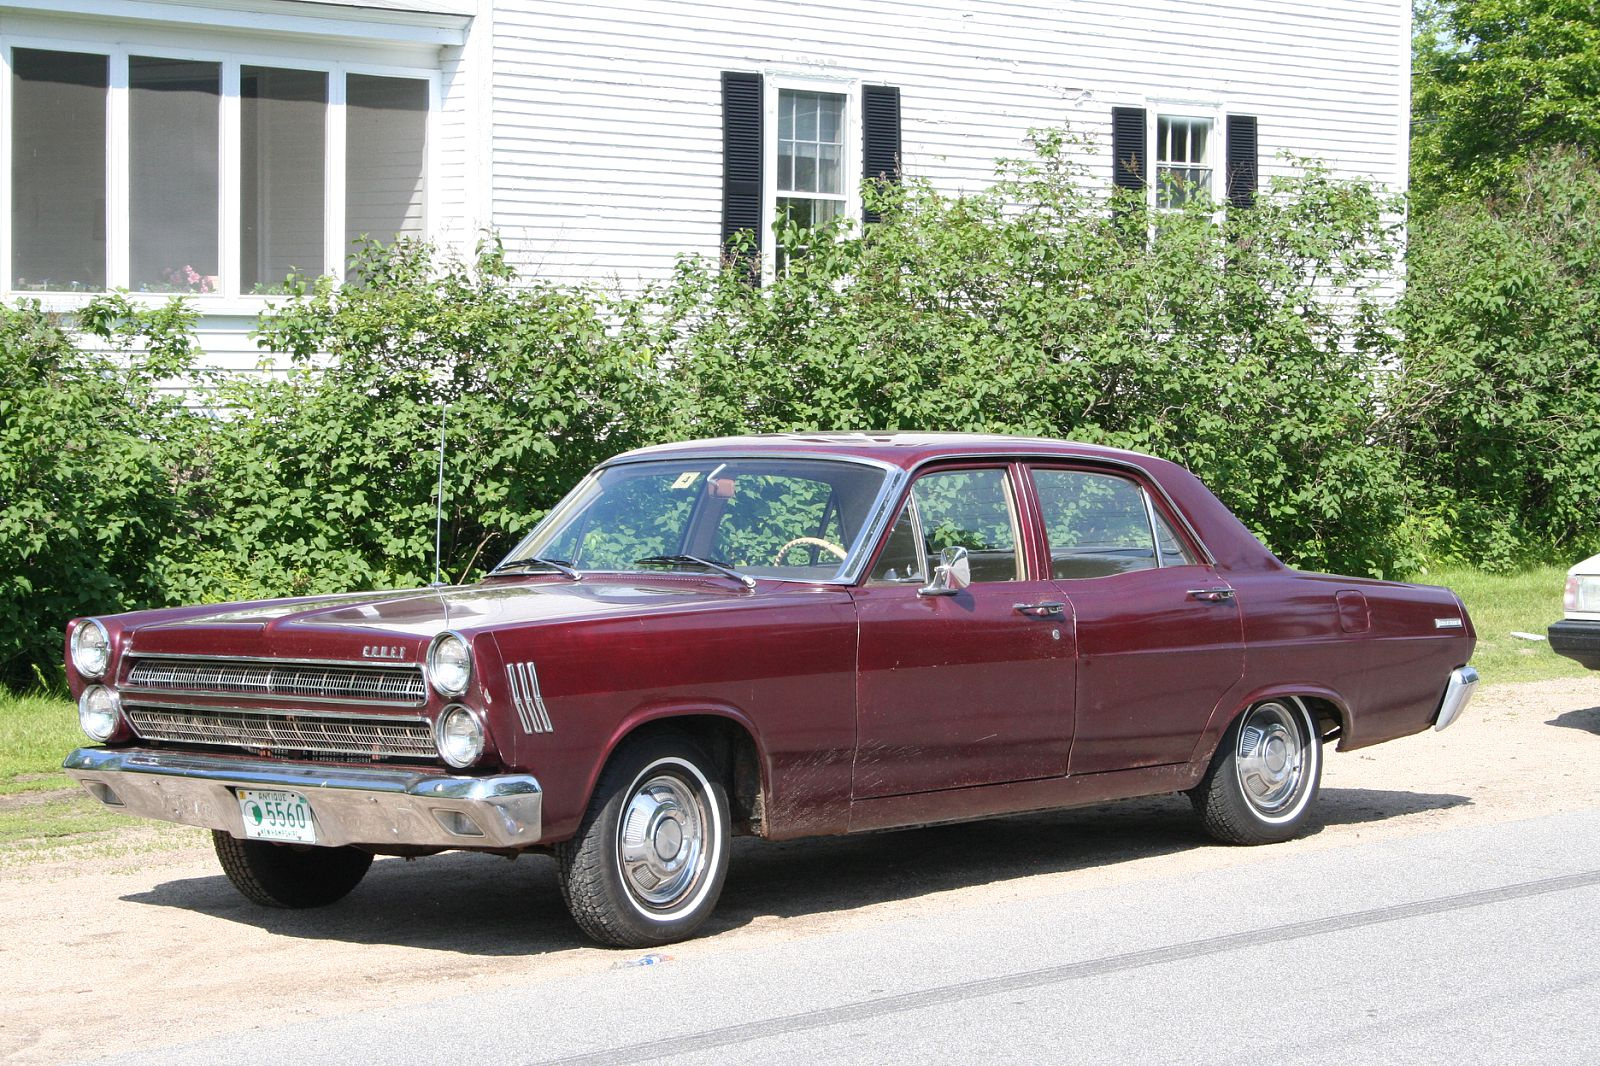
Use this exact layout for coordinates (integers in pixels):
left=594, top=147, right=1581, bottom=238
left=500, top=457, right=892, bottom=582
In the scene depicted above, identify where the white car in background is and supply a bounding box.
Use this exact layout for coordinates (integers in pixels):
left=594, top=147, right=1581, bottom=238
left=1550, top=553, right=1600, bottom=670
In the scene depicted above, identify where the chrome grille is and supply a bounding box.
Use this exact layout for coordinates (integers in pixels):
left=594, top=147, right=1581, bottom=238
left=125, top=657, right=425, bottom=706
left=125, top=703, right=436, bottom=760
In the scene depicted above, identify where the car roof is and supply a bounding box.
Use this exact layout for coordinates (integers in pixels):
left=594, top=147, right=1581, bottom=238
left=610, top=432, right=1160, bottom=472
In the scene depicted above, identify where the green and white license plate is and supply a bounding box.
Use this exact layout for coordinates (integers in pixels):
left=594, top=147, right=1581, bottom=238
left=236, top=789, right=317, bottom=844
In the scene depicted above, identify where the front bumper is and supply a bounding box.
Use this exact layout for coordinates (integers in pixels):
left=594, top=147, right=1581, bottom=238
left=1548, top=619, right=1600, bottom=671
left=64, top=748, right=543, bottom=850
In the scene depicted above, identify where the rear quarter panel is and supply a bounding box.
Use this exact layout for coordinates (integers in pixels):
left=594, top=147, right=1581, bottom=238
left=1218, top=572, right=1473, bottom=754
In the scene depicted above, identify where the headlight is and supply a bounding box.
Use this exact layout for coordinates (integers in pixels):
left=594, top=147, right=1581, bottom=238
left=427, top=632, right=473, bottom=697
left=71, top=619, right=110, bottom=680
left=435, top=705, right=485, bottom=768
left=78, top=685, right=121, bottom=741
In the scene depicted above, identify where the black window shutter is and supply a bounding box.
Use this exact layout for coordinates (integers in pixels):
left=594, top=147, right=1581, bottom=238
left=862, top=85, right=902, bottom=224
left=721, top=71, right=763, bottom=261
left=1225, top=114, right=1258, bottom=208
left=1111, top=106, right=1147, bottom=191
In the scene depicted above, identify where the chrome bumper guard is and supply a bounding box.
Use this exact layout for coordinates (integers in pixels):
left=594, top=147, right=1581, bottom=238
left=1433, top=666, right=1480, bottom=732
left=63, top=748, right=543, bottom=849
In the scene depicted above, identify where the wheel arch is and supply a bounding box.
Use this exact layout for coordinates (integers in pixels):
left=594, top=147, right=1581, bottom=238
left=591, top=703, right=770, bottom=838
left=1191, top=683, right=1352, bottom=769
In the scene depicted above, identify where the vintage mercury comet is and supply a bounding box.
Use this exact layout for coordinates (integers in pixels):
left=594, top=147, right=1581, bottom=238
left=64, top=434, right=1479, bottom=946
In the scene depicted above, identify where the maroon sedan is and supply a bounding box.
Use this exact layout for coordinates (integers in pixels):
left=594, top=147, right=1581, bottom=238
left=64, top=434, right=1478, bottom=946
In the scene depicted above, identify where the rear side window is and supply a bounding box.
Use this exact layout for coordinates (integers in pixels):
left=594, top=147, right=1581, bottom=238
left=1034, top=470, right=1191, bottom=579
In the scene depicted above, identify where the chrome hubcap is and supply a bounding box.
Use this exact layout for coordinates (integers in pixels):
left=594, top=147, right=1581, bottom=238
left=618, top=772, right=706, bottom=910
left=1235, top=702, right=1305, bottom=813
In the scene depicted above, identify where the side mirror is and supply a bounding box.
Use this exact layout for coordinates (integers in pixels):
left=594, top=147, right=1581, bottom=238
left=918, top=545, right=971, bottom=597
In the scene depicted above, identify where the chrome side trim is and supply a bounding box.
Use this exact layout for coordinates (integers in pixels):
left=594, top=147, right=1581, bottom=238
left=1434, top=666, right=1479, bottom=731
left=63, top=747, right=543, bottom=849
left=505, top=661, right=554, bottom=733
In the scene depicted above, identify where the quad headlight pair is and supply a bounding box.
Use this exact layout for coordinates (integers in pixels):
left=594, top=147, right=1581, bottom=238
left=428, top=632, right=483, bottom=768
left=72, top=620, right=121, bottom=742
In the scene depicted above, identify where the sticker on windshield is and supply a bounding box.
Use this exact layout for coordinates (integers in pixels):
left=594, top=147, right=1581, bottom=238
left=671, top=471, right=700, bottom=490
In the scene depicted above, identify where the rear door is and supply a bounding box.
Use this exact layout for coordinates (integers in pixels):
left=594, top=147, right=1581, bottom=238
left=1027, top=465, right=1245, bottom=774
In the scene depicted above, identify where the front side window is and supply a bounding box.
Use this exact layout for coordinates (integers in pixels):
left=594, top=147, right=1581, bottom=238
left=1155, top=115, right=1213, bottom=208
left=774, top=88, right=847, bottom=272
left=11, top=49, right=107, bottom=292
left=511, top=458, right=888, bottom=582
left=5, top=47, right=430, bottom=297
left=907, top=468, right=1021, bottom=583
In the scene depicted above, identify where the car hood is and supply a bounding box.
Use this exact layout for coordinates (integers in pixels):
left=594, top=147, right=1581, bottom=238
left=122, top=578, right=789, bottom=662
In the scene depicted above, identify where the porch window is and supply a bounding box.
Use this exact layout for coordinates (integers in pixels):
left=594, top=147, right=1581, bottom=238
left=241, top=67, right=327, bottom=293
left=10, top=49, right=108, bottom=292
left=130, top=57, right=221, bottom=292
left=5, top=46, right=431, bottom=299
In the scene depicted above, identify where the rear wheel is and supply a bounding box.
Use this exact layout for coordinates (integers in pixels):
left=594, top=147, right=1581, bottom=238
left=556, top=732, right=731, bottom=947
left=212, top=830, right=373, bottom=908
left=1191, top=698, right=1322, bottom=845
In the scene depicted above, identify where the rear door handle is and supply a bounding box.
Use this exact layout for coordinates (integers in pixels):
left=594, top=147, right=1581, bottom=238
left=1187, top=587, right=1236, bottom=603
left=1014, top=600, right=1066, bottom=619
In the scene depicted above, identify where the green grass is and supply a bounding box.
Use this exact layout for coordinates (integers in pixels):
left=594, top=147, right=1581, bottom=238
left=0, top=690, right=81, bottom=795
left=1410, top=564, right=1587, bottom=685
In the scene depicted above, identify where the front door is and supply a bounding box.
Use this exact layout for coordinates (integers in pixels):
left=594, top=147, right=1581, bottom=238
left=852, top=465, right=1075, bottom=798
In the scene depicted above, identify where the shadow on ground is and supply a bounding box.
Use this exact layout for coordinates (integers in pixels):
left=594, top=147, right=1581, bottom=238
left=121, top=786, right=1468, bottom=955
left=1547, top=706, right=1600, bottom=734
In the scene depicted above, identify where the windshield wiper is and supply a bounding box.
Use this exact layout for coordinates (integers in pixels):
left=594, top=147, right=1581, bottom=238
left=490, top=556, right=582, bottom=580
left=633, top=554, right=756, bottom=589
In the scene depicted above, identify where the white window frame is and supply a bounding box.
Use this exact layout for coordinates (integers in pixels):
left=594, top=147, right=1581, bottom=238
left=761, top=73, right=860, bottom=283
left=1145, top=100, right=1226, bottom=212
left=0, top=32, right=438, bottom=311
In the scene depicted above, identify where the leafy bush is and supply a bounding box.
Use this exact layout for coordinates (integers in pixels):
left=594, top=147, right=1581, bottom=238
left=1393, top=150, right=1600, bottom=569
left=0, top=297, right=205, bottom=687
left=170, top=240, right=667, bottom=601
left=657, top=133, right=1412, bottom=574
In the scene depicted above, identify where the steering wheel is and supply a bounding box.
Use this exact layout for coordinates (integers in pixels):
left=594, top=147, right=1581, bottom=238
left=772, top=536, right=849, bottom=565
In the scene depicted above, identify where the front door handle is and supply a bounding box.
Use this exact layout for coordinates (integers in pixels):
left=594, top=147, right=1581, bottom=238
left=1187, top=587, right=1236, bottom=603
left=1014, top=600, right=1066, bottom=619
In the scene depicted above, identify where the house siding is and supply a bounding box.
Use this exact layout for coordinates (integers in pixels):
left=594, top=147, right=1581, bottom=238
left=486, top=0, right=1408, bottom=285
left=2, top=0, right=1408, bottom=367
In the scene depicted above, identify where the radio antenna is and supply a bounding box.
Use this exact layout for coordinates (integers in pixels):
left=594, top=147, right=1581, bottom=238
left=431, top=403, right=448, bottom=588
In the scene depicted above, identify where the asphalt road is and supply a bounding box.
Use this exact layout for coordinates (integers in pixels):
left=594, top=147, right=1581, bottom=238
left=78, top=806, right=1600, bottom=1066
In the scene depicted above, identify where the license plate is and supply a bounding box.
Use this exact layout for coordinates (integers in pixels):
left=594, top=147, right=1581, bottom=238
left=236, top=789, right=317, bottom=844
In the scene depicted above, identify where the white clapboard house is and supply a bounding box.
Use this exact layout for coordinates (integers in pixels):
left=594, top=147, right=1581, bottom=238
left=1, top=0, right=1409, bottom=370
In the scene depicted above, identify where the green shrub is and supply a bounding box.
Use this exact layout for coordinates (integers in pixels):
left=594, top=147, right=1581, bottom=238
left=1394, top=151, right=1600, bottom=568
left=658, top=133, right=1411, bottom=575
left=170, top=239, right=667, bottom=600
left=0, top=296, right=205, bottom=687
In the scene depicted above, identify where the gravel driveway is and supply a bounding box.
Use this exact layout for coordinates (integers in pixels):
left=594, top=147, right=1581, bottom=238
left=5, top=677, right=1598, bottom=1065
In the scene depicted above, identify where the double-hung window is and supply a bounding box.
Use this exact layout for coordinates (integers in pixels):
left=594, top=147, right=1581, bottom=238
left=1154, top=115, right=1213, bottom=209
left=1110, top=105, right=1257, bottom=211
left=774, top=88, right=848, bottom=272
left=5, top=45, right=433, bottom=300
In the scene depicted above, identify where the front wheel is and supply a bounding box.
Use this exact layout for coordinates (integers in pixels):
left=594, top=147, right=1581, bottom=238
left=212, top=831, right=373, bottom=908
left=556, top=733, right=731, bottom=947
left=1190, top=698, right=1322, bottom=845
